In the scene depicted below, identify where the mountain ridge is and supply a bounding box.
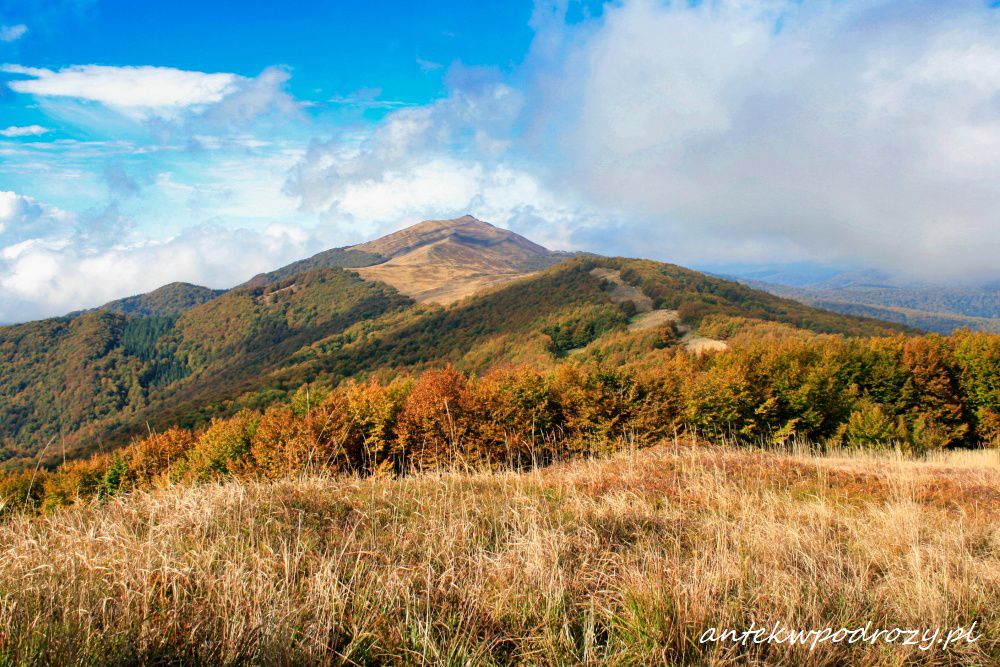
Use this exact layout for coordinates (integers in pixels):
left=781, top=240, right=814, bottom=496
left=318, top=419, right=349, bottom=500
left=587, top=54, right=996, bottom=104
left=736, top=277, right=1000, bottom=334
left=93, top=282, right=226, bottom=318
left=0, top=215, right=909, bottom=469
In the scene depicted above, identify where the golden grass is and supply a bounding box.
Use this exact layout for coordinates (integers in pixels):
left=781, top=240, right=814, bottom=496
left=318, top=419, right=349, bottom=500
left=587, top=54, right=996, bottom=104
left=353, top=261, right=528, bottom=305
left=1, top=443, right=997, bottom=665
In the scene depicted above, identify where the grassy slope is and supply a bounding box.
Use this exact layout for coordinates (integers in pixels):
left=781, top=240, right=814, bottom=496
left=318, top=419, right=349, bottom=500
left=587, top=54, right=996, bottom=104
left=1, top=443, right=996, bottom=665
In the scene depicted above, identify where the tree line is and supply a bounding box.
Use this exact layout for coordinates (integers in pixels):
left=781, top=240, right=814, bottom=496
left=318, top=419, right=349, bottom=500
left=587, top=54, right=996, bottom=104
left=2, top=326, right=996, bottom=515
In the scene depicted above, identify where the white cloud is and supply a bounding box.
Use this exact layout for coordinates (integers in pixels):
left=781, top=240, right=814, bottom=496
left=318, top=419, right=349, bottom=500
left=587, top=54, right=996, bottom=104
left=0, top=125, right=50, bottom=137
left=0, top=190, right=71, bottom=243
left=522, top=0, right=1000, bottom=279
left=2, top=64, right=240, bottom=118
left=0, top=190, right=328, bottom=323
left=283, top=65, right=595, bottom=243
left=279, top=1, right=1000, bottom=281
left=0, top=24, right=27, bottom=42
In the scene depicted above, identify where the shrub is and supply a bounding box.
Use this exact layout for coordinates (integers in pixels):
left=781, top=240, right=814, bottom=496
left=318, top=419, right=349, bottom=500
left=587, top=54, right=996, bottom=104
left=395, top=367, right=468, bottom=470
left=0, top=469, right=46, bottom=515
left=121, top=427, right=196, bottom=489
left=898, top=336, right=969, bottom=447
left=248, top=400, right=358, bottom=479
left=461, top=366, right=560, bottom=466
left=975, top=408, right=1000, bottom=447
left=682, top=361, right=755, bottom=439
left=541, top=305, right=627, bottom=355
left=288, top=384, right=330, bottom=417
left=182, top=410, right=260, bottom=481
left=553, top=364, right=664, bottom=455
left=340, top=377, right=410, bottom=471
left=100, top=455, right=128, bottom=497
left=842, top=400, right=901, bottom=448
left=42, top=456, right=111, bottom=510
left=952, top=331, right=1000, bottom=444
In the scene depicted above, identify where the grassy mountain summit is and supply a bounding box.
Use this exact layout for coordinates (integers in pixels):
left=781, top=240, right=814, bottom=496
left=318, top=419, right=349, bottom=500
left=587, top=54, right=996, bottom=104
left=0, top=216, right=908, bottom=468
left=351, top=215, right=569, bottom=303
left=353, top=215, right=549, bottom=260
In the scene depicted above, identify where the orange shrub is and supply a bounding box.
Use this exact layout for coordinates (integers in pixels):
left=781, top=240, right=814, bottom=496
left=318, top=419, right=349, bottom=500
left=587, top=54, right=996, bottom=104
left=0, top=469, right=46, bottom=515
left=340, top=377, right=410, bottom=471
left=553, top=364, right=665, bottom=456
left=899, top=336, right=969, bottom=447
left=121, top=427, right=196, bottom=489
left=395, top=367, right=468, bottom=470
left=460, top=366, right=559, bottom=466
left=41, top=455, right=111, bottom=510
left=248, top=398, right=360, bottom=479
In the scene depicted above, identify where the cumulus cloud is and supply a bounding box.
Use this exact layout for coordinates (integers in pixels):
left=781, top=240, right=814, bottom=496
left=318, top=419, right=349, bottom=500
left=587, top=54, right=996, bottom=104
left=0, top=190, right=71, bottom=245
left=0, top=24, right=28, bottom=42
left=521, top=0, right=1000, bottom=279
left=284, top=63, right=602, bottom=245
left=0, top=189, right=328, bottom=323
left=0, top=124, right=49, bottom=137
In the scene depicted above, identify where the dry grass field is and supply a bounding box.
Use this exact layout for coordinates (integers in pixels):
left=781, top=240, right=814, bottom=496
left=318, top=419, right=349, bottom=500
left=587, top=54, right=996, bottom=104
left=1, top=442, right=998, bottom=665
left=350, top=216, right=557, bottom=304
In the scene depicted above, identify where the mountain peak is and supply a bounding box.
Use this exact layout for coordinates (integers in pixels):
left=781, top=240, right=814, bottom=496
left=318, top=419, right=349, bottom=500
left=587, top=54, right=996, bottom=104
left=351, top=215, right=529, bottom=259
left=350, top=216, right=561, bottom=304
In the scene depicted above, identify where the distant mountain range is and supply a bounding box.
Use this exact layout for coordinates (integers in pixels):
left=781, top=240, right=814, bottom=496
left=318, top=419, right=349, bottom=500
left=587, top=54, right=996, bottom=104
left=724, top=270, right=1000, bottom=334
left=0, top=216, right=906, bottom=468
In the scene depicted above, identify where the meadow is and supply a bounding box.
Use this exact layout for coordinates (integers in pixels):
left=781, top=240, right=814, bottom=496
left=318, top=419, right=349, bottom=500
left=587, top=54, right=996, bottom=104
left=2, top=441, right=997, bottom=665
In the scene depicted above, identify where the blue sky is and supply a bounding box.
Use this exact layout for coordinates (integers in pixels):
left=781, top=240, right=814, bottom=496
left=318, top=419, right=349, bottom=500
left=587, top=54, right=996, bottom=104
left=2, top=0, right=1000, bottom=322
left=0, top=0, right=538, bottom=221
left=2, top=0, right=536, bottom=117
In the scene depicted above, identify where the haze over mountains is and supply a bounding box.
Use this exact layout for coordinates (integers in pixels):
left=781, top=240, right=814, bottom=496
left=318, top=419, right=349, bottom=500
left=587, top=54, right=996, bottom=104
left=724, top=269, right=1000, bottom=335
left=0, top=216, right=907, bottom=469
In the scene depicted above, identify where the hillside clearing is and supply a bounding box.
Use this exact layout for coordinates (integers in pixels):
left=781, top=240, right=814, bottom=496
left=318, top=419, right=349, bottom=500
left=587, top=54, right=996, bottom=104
left=590, top=267, right=655, bottom=312
left=627, top=308, right=679, bottom=331
left=1, top=443, right=997, bottom=665
left=683, top=334, right=731, bottom=354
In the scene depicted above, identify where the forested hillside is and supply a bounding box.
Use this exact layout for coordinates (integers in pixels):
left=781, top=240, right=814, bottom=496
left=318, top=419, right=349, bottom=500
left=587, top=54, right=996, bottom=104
left=3, top=321, right=996, bottom=517
left=0, top=269, right=411, bottom=467
left=94, top=282, right=226, bottom=317
left=0, top=220, right=911, bottom=470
